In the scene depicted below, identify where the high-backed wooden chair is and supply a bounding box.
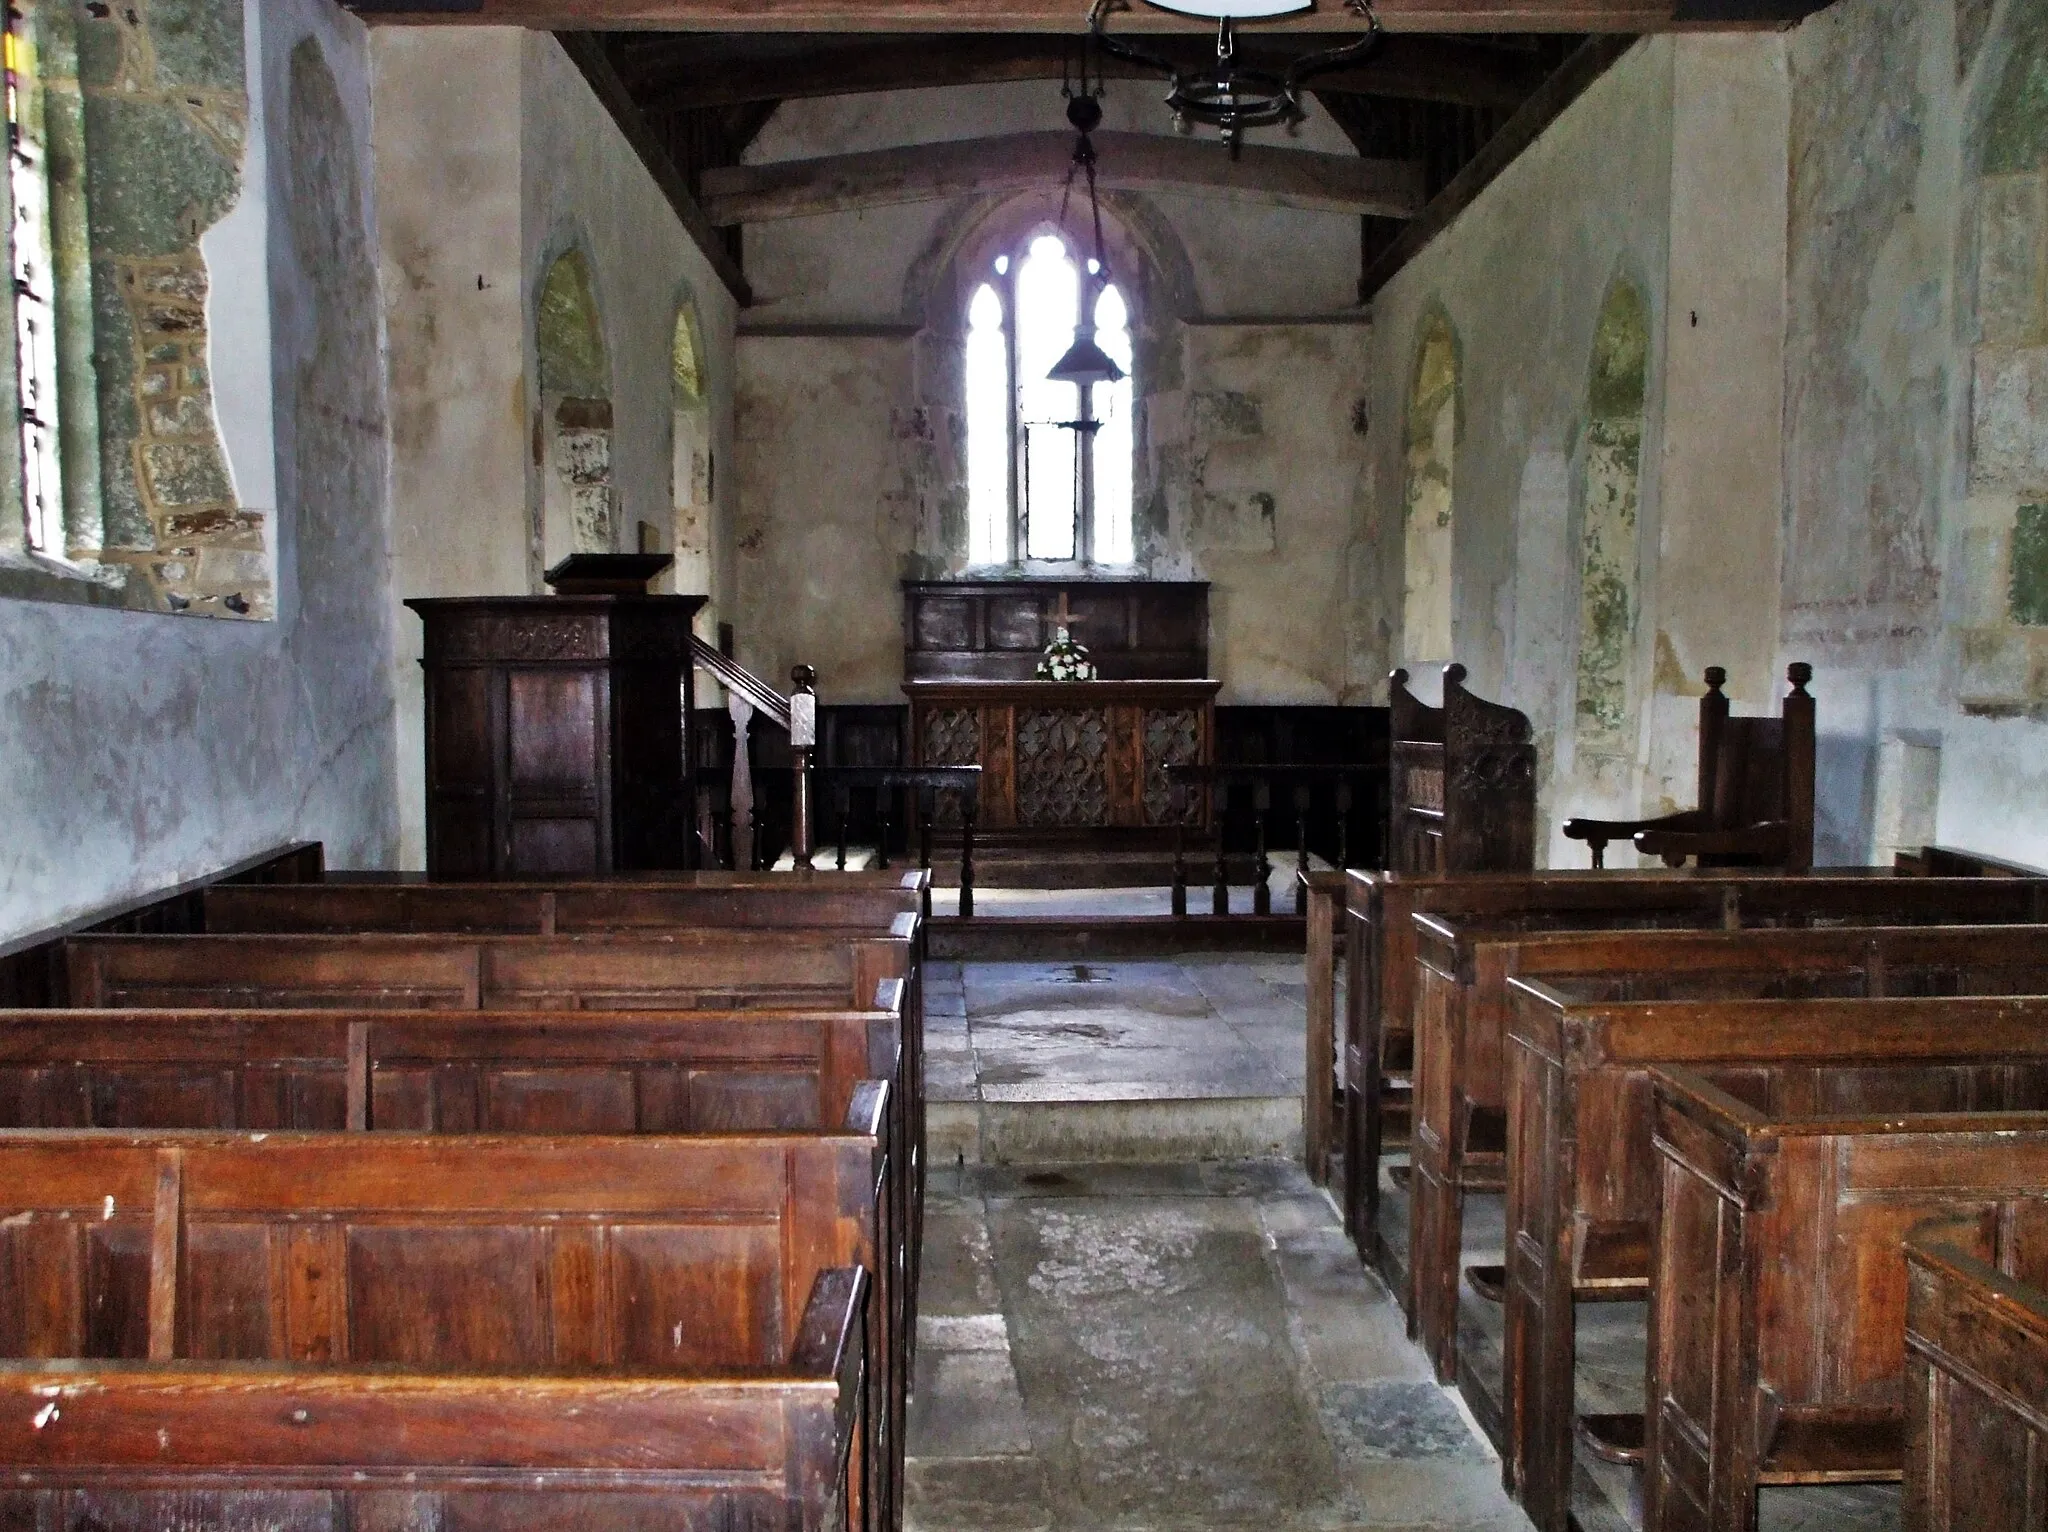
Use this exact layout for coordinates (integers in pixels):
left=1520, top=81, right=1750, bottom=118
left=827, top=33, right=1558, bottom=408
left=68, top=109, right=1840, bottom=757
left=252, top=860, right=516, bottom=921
left=1388, top=664, right=1538, bottom=875
left=1563, top=662, right=1815, bottom=871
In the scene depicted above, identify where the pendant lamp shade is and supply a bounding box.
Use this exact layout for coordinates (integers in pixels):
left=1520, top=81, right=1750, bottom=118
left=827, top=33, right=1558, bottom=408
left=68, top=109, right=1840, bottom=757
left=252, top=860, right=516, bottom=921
left=1048, top=331, right=1125, bottom=388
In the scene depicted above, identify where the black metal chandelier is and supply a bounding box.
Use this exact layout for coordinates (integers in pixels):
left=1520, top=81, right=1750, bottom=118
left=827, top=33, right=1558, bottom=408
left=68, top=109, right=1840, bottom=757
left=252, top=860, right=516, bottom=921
left=1087, top=0, right=1382, bottom=151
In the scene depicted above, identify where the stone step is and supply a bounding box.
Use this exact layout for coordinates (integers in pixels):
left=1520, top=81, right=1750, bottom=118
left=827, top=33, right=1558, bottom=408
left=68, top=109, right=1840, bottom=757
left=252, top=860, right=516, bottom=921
left=929, top=1095, right=1302, bottom=1167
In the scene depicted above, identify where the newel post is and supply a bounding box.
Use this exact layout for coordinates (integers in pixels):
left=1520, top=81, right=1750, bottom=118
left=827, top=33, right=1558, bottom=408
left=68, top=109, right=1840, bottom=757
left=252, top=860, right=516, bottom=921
left=790, top=665, right=818, bottom=869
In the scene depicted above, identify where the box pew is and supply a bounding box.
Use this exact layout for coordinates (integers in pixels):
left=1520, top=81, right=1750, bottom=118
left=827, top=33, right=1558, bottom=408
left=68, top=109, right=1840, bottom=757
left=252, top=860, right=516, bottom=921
left=1410, top=915, right=2048, bottom=1382
left=0, top=1127, right=887, bottom=1531
left=1902, top=1232, right=2048, bottom=1532
left=202, top=872, right=925, bottom=935
left=1647, top=1064, right=2048, bottom=1532
left=1340, top=869, right=2048, bottom=1270
left=1506, top=985, right=2048, bottom=1532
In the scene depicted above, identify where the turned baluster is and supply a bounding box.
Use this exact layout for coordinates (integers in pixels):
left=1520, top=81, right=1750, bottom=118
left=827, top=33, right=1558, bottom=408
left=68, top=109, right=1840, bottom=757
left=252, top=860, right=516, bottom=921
left=960, top=793, right=977, bottom=920
left=875, top=784, right=894, bottom=871
left=1335, top=779, right=1354, bottom=871
left=832, top=780, right=851, bottom=872
left=1253, top=780, right=1273, bottom=917
left=789, top=666, right=817, bottom=869
left=1204, top=782, right=1220, bottom=917
left=1172, top=777, right=1190, bottom=919
left=1293, top=781, right=1312, bottom=916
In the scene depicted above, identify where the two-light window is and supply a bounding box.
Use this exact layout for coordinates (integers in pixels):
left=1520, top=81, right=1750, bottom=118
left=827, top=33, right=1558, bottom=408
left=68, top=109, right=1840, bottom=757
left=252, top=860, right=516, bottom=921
left=6, top=13, right=63, bottom=559
left=965, top=231, right=1135, bottom=568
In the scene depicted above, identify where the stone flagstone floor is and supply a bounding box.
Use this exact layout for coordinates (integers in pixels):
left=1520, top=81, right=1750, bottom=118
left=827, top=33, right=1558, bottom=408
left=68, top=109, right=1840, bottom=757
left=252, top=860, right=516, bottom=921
left=907, top=1160, right=1533, bottom=1532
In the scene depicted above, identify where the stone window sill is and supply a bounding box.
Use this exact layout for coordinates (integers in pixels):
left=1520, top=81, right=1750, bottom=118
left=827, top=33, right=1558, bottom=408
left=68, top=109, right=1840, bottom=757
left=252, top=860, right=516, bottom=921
left=0, top=549, right=152, bottom=612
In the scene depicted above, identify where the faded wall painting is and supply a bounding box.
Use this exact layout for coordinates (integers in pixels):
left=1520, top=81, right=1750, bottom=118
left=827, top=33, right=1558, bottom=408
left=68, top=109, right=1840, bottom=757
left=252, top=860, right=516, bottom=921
left=1402, top=307, right=1458, bottom=662
left=535, top=247, right=614, bottom=575
left=671, top=302, right=713, bottom=599
left=1573, top=276, right=1650, bottom=754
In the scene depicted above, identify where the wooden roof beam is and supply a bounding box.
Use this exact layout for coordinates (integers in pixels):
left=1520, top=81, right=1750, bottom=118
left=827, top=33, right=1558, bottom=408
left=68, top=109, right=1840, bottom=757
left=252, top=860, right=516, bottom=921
left=698, top=129, right=1425, bottom=224
left=347, top=1, right=1837, bottom=35
left=612, top=33, right=1556, bottom=112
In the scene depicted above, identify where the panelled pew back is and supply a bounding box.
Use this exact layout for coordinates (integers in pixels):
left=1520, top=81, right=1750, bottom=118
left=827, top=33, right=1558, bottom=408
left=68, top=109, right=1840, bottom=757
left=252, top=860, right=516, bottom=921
left=0, top=1128, right=882, bottom=1531
left=1903, top=1233, right=2048, bottom=1532
left=1407, top=918, right=2048, bottom=1384
left=1339, top=871, right=2048, bottom=1264
left=201, top=872, right=925, bottom=935
left=1650, top=1063, right=2048, bottom=1532
left=1504, top=985, right=2048, bottom=1532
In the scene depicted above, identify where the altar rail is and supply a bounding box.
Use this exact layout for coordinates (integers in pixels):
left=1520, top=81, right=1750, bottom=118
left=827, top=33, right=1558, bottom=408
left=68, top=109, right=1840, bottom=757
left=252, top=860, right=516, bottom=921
left=820, top=766, right=982, bottom=919
left=1166, top=764, right=1389, bottom=917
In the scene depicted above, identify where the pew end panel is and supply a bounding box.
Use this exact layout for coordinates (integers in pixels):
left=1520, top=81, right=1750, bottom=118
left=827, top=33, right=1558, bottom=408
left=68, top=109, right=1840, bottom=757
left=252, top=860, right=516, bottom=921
left=1647, top=1069, right=2048, bottom=1532
left=1903, top=1235, right=2048, bottom=1532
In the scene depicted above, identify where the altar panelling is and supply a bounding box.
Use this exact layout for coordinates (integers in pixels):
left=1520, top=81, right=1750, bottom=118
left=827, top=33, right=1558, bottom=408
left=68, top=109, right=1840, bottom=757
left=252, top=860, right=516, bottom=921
left=1143, top=708, right=1206, bottom=825
left=1016, top=708, right=1113, bottom=826
left=903, top=580, right=1209, bottom=681
left=983, top=705, right=1017, bottom=828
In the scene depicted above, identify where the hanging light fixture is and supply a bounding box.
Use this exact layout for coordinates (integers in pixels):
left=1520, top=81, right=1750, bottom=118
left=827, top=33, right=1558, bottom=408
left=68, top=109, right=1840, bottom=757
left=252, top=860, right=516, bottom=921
left=1046, top=85, right=1125, bottom=389
left=1087, top=0, right=1382, bottom=153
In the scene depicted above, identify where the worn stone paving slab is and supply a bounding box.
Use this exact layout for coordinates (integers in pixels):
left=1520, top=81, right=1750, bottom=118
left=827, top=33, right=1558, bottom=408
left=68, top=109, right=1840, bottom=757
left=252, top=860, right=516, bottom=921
left=907, top=1161, right=1531, bottom=1532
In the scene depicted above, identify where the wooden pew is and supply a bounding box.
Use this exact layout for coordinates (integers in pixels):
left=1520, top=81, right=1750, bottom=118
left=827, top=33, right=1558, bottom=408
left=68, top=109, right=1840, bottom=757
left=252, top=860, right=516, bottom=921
left=1408, top=909, right=2048, bottom=1383
left=1902, top=1232, right=2048, bottom=1532
left=1648, top=1063, right=2048, bottom=1532
left=1506, top=984, right=2048, bottom=1532
left=1339, top=869, right=2048, bottom=1269
left=1304, top=869, right=1347, bottom=1185
left=1386, top=665, right=1538, bottom=877
left=202, top=871, right=926, bottom=935
left=0, top=1126, right=886, bottom=1531
left=64, top=929, right=912, bottom=1012
left=0, top=1005, right=908, bottom=1532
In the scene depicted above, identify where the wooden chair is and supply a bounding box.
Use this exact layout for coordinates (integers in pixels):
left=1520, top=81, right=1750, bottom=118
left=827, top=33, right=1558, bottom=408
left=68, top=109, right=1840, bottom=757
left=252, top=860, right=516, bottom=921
left=1388, top=665, right=1538, bottom=875
left=1563, top=663, right=1815, bottom=870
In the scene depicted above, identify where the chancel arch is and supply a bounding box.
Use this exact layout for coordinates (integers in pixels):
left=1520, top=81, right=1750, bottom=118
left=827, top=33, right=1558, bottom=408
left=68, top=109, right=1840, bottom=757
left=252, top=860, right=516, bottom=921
left=533, top=245, right=614, bottom=575
left=1571, top=274, right=1651, bottom=759
left=1402, top=305, right=1459, bottom=666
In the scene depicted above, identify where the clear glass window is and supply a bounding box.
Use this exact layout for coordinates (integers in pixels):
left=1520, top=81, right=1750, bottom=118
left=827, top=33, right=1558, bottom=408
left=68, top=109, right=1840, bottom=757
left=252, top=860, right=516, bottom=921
left=7, top=15, right=62, bottom=557
left=964, top=230, right=1135, bottom=568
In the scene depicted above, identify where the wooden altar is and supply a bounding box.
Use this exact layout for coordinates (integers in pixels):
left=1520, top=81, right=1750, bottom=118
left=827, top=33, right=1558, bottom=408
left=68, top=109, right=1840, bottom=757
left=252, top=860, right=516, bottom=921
left=904, top=678, right=1220, bottom=834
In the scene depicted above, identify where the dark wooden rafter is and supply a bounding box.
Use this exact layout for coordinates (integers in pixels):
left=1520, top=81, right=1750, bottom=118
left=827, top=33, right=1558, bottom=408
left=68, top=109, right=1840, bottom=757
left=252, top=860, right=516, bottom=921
left=352, top=0, right=1835, bottom=32
left=607, top=31, right=1559, bottom=112
left=1353, top=32, right=1637, bottom=297
left=554, top=31, right=755, bottom=302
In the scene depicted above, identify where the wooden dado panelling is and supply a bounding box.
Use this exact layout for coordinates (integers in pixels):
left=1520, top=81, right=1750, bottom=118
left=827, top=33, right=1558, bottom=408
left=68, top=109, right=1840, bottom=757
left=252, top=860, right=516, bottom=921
left=903, top=580, right=1208, bottom=681
left=906, top=679, right=1218, bottom=833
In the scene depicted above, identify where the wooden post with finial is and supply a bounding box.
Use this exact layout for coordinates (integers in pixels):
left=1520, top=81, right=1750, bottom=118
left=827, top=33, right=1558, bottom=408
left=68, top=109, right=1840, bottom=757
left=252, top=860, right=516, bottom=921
left=1698, top=667, right=1730, bottom=816
left=790, top=665, right=817, bottom=869
left=1782, top=662, right=1815, bottom=874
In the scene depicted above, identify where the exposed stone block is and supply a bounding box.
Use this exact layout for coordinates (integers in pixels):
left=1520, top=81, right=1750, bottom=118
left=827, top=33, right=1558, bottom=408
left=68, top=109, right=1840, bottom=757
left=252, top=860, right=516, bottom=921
left=1971, top=346, right=2048, bottom=494
left=1980, top=172, right=2046, bottom=345
left=2015, top=502, right=2048, bottom=625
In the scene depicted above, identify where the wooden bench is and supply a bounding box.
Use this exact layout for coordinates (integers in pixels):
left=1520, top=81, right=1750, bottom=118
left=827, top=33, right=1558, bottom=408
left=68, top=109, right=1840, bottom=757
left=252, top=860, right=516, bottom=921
left=0, top=1126, right=886, bottom=1531
left=1903, top=1232, right=2048, bottom=1532
left=1387, top=665, right=1537, bottom=877
left=202, top=871, right=926, bottom=935
left=1408, top=907, right=2048, bottom=1382
left=1505, top=984, right=2048, bottom=1532
left=1339, top=869, right=2048, bottom=1269
left=1648, top=1064, right=2048, bottom=1532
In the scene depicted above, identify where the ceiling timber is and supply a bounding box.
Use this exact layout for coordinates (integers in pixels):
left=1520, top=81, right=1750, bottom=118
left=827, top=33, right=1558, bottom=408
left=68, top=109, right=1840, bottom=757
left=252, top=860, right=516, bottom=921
left=351, top=0, right=1833, bottom=33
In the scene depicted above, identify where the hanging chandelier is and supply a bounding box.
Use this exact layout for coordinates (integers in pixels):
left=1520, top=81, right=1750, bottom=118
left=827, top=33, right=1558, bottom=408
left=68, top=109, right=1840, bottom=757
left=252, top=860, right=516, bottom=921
left=1087, top=0, right=1382, bottom=151
left=1046, top=86, right=1125, bottom=389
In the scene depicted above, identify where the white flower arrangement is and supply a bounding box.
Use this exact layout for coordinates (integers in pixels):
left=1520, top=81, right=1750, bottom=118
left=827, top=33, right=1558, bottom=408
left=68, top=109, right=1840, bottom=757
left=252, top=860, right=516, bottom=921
left=1035, top=625, right=1099, bottom=682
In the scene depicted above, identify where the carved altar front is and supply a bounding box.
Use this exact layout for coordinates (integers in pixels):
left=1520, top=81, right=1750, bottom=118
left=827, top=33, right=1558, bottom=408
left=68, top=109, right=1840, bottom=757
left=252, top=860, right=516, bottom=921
left=905, top=679, right=1220, bottom=834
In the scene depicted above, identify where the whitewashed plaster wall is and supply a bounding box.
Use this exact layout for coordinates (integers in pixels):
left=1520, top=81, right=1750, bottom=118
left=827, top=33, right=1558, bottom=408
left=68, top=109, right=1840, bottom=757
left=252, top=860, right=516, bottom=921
left=372, top=28, right=741, bottom=868
left=1781, top=0, right=2048, bottom=869
left=1363, top=38, right=1694, bottom=865
left=732, top=79, right=1372, bottom=705
left=0, top=0, right=399, bottom=943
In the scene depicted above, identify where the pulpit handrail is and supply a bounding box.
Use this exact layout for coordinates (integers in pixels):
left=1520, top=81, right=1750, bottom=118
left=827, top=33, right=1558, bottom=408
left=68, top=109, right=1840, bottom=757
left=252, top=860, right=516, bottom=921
left=691, top=636, right=791, bottom=732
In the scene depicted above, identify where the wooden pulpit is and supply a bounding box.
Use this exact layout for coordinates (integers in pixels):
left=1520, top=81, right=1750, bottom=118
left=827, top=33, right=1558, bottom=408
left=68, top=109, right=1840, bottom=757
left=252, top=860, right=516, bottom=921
left=408, top=564, right=706, bottom=878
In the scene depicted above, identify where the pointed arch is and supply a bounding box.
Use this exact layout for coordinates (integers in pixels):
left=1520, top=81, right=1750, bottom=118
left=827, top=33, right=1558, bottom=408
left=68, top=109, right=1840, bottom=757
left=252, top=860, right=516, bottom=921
left=1573, top=274, right=1651, bottom=753
left=1402, top=303, right=1460, bottom=664
left=534, top=245, right=614, bottom=568
left=670, top=298, right=714, bottom=601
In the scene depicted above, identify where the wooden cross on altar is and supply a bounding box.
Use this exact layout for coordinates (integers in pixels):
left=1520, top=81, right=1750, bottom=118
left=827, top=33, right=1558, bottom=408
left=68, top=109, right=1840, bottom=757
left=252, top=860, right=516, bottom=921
left=1051, top=593, right=1087, bottom=635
